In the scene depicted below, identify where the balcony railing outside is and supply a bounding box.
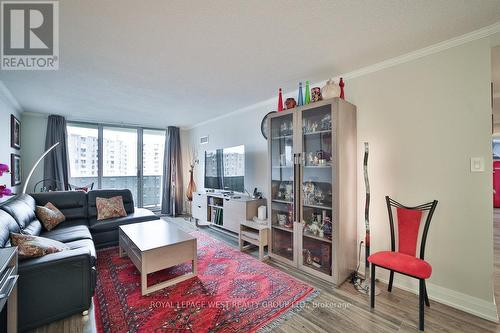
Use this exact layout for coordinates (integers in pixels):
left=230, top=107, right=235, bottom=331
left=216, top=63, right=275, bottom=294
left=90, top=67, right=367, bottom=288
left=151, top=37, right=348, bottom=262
left=69, top=175, right=162, bottom=210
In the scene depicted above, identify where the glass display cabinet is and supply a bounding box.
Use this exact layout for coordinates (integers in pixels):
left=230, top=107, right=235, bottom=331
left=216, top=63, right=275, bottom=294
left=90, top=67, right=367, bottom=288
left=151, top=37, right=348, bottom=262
left=267, top=98, right=357, bottom=284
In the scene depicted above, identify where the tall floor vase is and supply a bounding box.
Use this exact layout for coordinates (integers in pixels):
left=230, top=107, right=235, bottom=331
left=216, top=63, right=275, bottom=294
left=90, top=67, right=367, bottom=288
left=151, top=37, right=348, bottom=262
left=186, top=169, right=196, bottom=201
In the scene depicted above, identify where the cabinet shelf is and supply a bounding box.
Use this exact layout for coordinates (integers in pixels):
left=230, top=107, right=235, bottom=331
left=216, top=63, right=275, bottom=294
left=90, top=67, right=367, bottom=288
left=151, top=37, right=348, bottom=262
left=303, top=129, right=332, bottom=136
left=208, top=204, right=223, bottom=209
left=272, top=225, right=293, bottom=233
left=303, top=204, right=332, bottom=210
left=272, top=199, right=293, bottom=204
left=303, top=230, right=332, bottom=243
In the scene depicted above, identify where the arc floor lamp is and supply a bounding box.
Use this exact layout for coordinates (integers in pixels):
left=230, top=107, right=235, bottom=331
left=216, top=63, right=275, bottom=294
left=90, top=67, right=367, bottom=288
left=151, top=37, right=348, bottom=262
left=22, top=142, right=60, bottom=194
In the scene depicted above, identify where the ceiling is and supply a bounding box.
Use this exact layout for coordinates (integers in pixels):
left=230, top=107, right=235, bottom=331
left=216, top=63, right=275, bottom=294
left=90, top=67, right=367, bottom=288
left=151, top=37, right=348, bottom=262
left=2, top=0, right=500, bottom=128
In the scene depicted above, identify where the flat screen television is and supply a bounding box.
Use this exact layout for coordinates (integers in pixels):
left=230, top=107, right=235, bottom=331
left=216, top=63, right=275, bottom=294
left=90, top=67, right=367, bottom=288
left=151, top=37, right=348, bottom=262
left=204, top=145, right=245, bottom=193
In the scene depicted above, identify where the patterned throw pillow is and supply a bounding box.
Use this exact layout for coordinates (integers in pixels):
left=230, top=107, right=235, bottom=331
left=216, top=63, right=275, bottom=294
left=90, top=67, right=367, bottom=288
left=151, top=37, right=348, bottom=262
left=36, top=202, right=66, bottom=231
left=96, top=196, right=127, bottom=221
left=10, top=233, right=69, bottom=259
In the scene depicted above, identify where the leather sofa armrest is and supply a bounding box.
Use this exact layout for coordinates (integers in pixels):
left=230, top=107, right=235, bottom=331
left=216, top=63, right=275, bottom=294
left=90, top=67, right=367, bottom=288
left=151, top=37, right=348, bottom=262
left=18, top=247, right=91, bottom=272
left=17, top=247, right=96, bottom=331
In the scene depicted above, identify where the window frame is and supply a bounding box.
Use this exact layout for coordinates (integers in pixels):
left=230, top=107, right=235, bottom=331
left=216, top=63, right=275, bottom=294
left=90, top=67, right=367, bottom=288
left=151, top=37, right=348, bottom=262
left=67, top=121, right=166, bottom=210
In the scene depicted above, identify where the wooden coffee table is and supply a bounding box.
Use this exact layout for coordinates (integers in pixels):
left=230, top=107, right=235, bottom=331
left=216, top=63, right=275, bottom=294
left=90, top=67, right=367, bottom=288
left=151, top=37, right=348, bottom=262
left=118, top=220, right=197, bottom=295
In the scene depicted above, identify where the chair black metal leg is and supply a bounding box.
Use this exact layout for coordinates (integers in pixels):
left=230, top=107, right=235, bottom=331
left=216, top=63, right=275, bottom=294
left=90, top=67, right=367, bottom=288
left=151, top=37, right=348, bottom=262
left=423, top=280, right=430, bottom=307
left=419, top=279, right=425, bottom=331
left=370, top=264, right=375, bottom=308
left=388, top=270, right=394, bottom=292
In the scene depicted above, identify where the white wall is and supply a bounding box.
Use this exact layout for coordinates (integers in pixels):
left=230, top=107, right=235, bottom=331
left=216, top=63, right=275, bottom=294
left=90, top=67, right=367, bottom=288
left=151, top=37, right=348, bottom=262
left=20, top=113, right=48, bottom=193
left=182, top=37, right=496, bottom=320
left=0, top=82, right=22, bottom=201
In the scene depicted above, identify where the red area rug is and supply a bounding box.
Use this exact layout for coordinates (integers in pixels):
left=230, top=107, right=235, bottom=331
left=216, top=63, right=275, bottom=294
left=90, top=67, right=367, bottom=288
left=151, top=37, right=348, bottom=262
left=95, top=231, right=317, bottom=333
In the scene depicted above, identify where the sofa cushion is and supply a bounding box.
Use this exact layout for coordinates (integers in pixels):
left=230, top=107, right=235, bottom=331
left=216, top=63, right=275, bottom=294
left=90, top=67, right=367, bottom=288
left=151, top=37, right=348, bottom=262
left=88, top=189, right=134, bottom=218
left=0, top=194, right=37, bottom=229
left=89, top=208, right=158, bottom=232
left=54, top=218, right=89, bottom=229
left=41, top=225, right=92, bottom=243
left=31, top=191, right=88, bottom=221
left=36, top=202, right=66, bottom=231
left=96, top=196, right=127, bottom=220
left=64, top=238, right=96, bottom=266
left=11, top=233, right=69, bottom=259
left=0, top=210, right=20, bottom=247
left=22, top=220, right=43, bottom=236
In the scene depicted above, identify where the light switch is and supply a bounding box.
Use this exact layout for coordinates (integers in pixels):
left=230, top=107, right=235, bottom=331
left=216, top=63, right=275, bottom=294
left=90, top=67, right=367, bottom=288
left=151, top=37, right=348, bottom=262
left=470, top=157, right=484, bottom=172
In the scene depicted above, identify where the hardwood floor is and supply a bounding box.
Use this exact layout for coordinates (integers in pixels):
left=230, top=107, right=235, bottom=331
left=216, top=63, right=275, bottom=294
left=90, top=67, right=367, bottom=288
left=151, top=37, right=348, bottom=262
left=32, top=215, right=500, bottom=332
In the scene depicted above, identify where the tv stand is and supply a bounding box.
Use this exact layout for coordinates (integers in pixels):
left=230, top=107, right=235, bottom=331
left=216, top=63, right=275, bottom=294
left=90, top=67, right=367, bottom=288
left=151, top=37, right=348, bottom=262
left=192, top=192, right=266, bottom=235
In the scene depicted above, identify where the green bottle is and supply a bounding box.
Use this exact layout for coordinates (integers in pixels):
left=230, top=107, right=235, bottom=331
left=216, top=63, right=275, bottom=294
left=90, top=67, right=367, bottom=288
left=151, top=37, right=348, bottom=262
left=304, top=80, right=311, bottom=104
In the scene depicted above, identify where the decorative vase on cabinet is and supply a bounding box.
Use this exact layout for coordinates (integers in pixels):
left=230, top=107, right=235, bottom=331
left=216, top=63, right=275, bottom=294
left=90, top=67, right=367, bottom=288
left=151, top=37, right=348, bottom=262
left=267, top=97, right=357, bottom=285
left=321, top=79, right=340, bottom=99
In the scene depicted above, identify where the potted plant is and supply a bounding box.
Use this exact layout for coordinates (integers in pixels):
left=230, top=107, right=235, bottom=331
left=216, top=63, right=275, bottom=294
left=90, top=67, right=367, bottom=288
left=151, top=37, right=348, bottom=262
left=0, top=163, right=13, bottom=198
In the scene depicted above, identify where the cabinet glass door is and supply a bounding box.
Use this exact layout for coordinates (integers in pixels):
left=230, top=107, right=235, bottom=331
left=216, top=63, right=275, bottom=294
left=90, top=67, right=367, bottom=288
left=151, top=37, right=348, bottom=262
left=270, top=113, right=295, bottom=262
left=300, top=104, right=333, bottom=276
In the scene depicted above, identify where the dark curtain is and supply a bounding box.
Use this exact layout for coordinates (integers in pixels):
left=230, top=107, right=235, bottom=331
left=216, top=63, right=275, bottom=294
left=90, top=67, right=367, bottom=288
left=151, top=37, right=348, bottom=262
left=161, top=126, right=183, bottom=216
left=43, top=115, right=69, bottom=191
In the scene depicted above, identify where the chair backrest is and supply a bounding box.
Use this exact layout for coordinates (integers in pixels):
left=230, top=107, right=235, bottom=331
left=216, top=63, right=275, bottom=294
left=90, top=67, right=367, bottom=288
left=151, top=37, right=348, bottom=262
left=385, top=196, right=438, bottom=260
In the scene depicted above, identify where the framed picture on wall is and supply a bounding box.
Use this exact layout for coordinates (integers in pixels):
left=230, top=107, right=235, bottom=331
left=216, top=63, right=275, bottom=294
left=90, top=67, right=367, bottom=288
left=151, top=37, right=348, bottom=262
left=10, top=115, right=20, bottom=149
left=10, top=154, right=21, bottom=186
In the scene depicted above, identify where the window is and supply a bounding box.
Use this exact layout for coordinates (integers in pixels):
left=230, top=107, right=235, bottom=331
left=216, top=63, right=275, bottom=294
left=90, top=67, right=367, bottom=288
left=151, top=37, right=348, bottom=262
left=67, top=124, right=98, bottom=189
left=67, top=123, right=165, bottom=210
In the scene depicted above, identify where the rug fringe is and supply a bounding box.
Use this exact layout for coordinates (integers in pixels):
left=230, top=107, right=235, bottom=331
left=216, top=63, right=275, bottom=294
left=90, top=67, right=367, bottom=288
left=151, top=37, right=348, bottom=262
left=256, top=289, right=320, bottom=333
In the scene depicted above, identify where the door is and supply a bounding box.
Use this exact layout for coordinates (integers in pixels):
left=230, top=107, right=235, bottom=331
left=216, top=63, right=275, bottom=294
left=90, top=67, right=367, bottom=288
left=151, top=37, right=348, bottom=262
left=142, top=129, right=165, bottom=210
left=269, top=111, right=296, bottom=264
left=298, top=103, right=334, bottom=277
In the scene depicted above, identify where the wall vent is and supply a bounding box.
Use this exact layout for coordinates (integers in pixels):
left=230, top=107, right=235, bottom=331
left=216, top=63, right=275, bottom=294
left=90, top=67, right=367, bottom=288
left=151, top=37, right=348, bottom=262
left=200, top=136, right=209, bottom=145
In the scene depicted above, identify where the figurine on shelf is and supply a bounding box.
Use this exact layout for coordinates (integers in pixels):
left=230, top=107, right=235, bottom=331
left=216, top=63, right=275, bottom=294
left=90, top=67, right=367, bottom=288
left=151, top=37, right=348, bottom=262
left=297, top=82, right=304, bottom=106
left=323, top=216, right=333, bottom=240
left=339, top=77, right=345, bottom=100
left=303, top=181, right=315, bottom=205
left=304, top=81, right=311, bottom=104
left=320, top=113, right=332, bottom=131
left=285, top=98, right=297, bottom=109
left=286, top=203, right=293, bottom=228
left=311, top=87, right=322, bottom=102
left=278, top=88, right=284, bottom=112
left=304, top=249, right=313, bottom=265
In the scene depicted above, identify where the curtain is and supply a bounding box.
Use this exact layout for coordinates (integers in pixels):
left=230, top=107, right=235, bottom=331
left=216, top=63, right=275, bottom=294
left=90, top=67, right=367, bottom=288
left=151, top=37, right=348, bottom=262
left=43, top=115, right=69, bottom=191
left=161, top=126, right=183, bottom=216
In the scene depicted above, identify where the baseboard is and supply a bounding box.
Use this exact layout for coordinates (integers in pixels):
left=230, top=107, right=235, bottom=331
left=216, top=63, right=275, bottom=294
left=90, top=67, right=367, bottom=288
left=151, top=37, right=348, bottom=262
left=376, top=276, right=499, bottom=323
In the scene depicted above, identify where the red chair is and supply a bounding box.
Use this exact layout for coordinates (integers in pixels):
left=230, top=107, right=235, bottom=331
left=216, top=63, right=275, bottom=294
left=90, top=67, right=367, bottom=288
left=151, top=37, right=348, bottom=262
left=368, top=196, right=438, bottom=331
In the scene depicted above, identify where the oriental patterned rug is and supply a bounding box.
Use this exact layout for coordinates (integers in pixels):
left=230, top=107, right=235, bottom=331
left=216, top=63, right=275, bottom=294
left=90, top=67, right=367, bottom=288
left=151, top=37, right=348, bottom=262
left=95, top=231, right=318, bottom=333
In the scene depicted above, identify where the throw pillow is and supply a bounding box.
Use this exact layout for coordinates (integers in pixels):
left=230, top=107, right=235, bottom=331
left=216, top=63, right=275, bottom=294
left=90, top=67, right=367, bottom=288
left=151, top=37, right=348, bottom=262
left=36, top=202, right=66, bottom=231
left=96, top=196, right=127, bottom=220
left=10, top=233, right=69, bottom=259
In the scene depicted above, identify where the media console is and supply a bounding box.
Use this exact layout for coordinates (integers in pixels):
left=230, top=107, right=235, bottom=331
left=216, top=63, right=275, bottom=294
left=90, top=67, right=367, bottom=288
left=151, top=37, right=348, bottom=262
left=192, top=192, right=266, bottom=234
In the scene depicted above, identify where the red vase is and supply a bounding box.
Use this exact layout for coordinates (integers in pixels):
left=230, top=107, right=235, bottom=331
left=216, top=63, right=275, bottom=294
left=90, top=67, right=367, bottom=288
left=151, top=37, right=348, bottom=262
left=339, top=78, right=345, bottom=100
left=277, top=88, right=283, bottom=112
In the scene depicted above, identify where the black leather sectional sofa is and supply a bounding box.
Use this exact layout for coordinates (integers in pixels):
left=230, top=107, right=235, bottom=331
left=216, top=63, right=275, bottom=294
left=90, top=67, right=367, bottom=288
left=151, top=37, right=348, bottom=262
left=0, top=189, right=159, bottom=332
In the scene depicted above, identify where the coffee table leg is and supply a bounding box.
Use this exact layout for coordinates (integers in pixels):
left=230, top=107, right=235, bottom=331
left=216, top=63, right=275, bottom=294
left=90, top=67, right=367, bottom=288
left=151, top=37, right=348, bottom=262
left=192, top=239, right=198, bottom=275
left=141, top=260, right=147, bottom=296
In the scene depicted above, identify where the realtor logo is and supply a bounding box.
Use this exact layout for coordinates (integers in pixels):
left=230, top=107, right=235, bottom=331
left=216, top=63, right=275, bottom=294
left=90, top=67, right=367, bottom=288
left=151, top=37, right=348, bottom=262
left=1, top=1, right=59, bottom=70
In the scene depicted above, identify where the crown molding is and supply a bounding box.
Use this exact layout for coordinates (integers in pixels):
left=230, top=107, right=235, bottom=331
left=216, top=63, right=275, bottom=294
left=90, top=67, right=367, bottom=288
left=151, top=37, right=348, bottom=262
left=188, top=20, right=500, bottom=130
